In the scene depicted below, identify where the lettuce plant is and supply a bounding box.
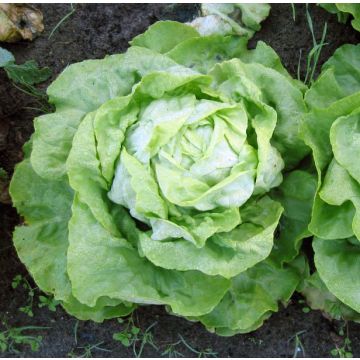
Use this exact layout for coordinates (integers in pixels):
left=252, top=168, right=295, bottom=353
left=10, top=21, right=311, bottom=335
left=301, top=44, right=360, bottom=321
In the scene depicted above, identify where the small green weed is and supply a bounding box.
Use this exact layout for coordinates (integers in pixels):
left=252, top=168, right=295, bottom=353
left=160, top=334, right=218, bottom=358
left=298, top=299, right=311, bottom=314
left=113, top=315, right=158, bottom=357
left=68, top=342, right=111, bottom=358
left=302, top=5, right=328, bottom=85
left=288, top=330, right=306, bottom=358
left=133, top=322, right=158, bottom=357
left=291, top=4, right=296, bottom=21
left=67, top=320, right=111, bottom=357
left=248, top=336, right=264, bottom=346
left=178, top=334, right=218, bottom=358
left=73, top=320, right=79, bottom=345
left=296, top=5, right=328, bottom=84
left=12, top=274, right=60, bottom=317
left=113, top=316, right=140, bottom=347
left=12, top=275, right=35, bottom=317
left=38, top=295, right=60, bottom=312
left=0, top=322, right=48, bottom=354
left=48, top=4, right=76, bottom=39
left=331, top=322, right=353, bottom=358
left=161, top=340, right=185, bottom=357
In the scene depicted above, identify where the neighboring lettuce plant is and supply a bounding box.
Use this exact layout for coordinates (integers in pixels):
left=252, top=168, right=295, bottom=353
left=189, top=3, right=270, bottom=37
left=320, top=4, right=360, bottom=31
left=301, top=44, right=360, bottom=321
left=10, top=20, right=310, bottom=335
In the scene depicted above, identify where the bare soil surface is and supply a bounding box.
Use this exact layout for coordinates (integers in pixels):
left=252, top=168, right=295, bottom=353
left=1, top=4, right=360, bottom=357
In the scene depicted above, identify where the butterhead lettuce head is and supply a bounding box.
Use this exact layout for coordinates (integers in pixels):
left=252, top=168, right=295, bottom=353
left=10, top=21, right=310, bottom=335
left=301, top=44, right=360, bottom=321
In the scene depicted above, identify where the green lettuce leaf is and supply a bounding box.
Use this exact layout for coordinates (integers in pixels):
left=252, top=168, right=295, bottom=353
left=271, top=169, right=317, bottom=264
left=10, top=159, right=133, bottom=321
left=320, top=4, right=360, bottom=31
left=299, top=271, right=360, bottom=322
left=195, top=255, right=307, bottom=335
left=139, top=196, right=283, bottom=278
left=67, top=195, right=230, bottom=317
left=313, top=238, right=360, bottom=313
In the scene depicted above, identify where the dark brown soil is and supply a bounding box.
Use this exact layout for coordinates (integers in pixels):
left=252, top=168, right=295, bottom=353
left=1, top=4, right=360, bottom=358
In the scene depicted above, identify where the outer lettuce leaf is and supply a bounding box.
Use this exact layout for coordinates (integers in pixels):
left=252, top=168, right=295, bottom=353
left=67, top=195, right=230, bottom=317
left=313, top=238, right=360, bottom=313
left=194, top=168, right=317, bottom=335
left=167, top=35, right=249, bottom=74
left=299, top=271, right=360, bottom=323
left=320, top=4, right=360, bottom=31
left=271, top=170, right=317, bottom=264
left=137, top=21, right=305, bottom=91
left=10, top=159, right=73, bottom=301
left=320, top=4, right=350, bottom=23
left=320, top=159, right=360, bottom=239
left=9, top=159, right=134, bottom=321
left=189, top=4, right=270, bottom=38
left=305, top=44, right=360, bottom=109
left=130, top=21, right=200, bottom=53
left=336, top=4, right=360, bottom=31
left=194, top=255, right=307, bottom=335
left=331, top=111, right=360, bottom=184
left=63, top=296, right=136, bottom=322
left=31, top=54, right=135, bottom=180
left=310, top=194, right=355, bottom=240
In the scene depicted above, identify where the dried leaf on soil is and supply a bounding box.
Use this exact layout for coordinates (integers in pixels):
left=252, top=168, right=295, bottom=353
left=0, top=4, right=44, bottom=43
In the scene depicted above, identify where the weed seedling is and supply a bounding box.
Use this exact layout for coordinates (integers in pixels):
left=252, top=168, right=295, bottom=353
left=301, top=5, right=328, bottom=85
left=12, top=275, right=36, bottom=317
left=113, top=315, right=140, bottom=348
left=288, top=330, right=306, bottom=358
left=331, top=322, right=353, bottom=358
left=291, top=4, right=296, bottom=21
left=12, top=274, right=60, bottom=316
left=68, top=342, right=111, bottom=358
left=161, top=340, right=185, bottom=358
left=38, top=295, right=60, bottom=312
left=178, top=334, right=218, bottom=358
left=298, top=299, right=311, bottom=314
left=133, top=322, right=158, bottom=358
left=0, top=322, right=48, bottom=354
left=248, top=336, right=264, bottom=346
left=48, top=4, right=76, bottom=39
left=73, top=320, right=79, bottom=345
left=113, top=315, right=158, bottom=357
